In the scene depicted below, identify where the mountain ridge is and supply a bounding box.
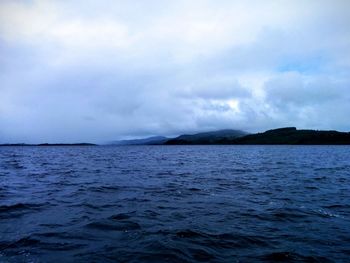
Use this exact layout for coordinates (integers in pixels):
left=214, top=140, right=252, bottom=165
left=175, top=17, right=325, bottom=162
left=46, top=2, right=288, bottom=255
left=227, top=127, right=350, bottom=145
left=109, top=136, right=168, bottom=145
left=110, top=127, right=350, bottom=145
left=2, top=127, right=350, bottom=146
left=0, top=143, right=97, bottom=146
left=165, top=129, right=248, bottom=145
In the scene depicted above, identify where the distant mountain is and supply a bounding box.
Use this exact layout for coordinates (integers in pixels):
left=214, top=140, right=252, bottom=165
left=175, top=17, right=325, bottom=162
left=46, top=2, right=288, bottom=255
left=165, top=129, right=248, bottom=145
left=110, top=136, right=168, bottom=145
left=5, top=127, right=350, bottom=146
left=0, top=143, right=97, bottom=146
left=164, top=127, right=350, bottom=145
left=37, top=143, right=97, bottom=146
left=228, top=127, right=350, bottom=145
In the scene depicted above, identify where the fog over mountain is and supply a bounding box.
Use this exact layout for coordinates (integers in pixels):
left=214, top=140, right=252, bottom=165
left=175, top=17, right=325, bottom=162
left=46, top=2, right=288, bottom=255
left=1, top=1, right=350, bottom=143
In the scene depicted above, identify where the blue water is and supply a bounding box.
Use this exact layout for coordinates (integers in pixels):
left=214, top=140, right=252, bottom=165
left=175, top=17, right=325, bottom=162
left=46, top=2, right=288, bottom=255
left=0, top=145, right=350, bottom=262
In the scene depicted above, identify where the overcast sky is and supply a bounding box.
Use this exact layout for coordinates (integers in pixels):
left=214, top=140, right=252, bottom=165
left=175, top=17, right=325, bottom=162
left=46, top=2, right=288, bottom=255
left=1, top=0, right=349, bottom=143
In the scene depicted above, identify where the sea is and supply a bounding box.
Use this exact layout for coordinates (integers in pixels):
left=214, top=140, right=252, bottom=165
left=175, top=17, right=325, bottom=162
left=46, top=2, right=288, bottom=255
left=0, top=145, right=349, bottom=262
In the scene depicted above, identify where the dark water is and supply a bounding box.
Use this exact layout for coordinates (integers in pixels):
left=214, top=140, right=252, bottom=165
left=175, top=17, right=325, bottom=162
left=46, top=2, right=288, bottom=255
left=0, top=146, right=350, bottom=262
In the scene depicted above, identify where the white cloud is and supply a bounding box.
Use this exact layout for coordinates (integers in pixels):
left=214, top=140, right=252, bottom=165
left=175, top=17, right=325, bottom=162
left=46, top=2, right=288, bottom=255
left=0, top=0, right=349, bottom=142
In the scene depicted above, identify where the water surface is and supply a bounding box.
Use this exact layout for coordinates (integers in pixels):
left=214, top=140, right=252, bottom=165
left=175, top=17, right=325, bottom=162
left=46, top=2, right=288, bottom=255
left=0, top=146, right=350, bottom=262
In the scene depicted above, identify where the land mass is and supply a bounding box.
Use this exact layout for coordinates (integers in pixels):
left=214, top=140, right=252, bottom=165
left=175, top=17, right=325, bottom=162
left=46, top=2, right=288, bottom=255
left=115, top=127, right=350, bottom=145
left=2, top=127, right=350, bottom=146
left=110, top=136, right=168, bottom=145
left=165, top=129, right=248, bottom=145
left=221, top=127, right=350, bottom=145
left=0, top=143, right=97, bottom=146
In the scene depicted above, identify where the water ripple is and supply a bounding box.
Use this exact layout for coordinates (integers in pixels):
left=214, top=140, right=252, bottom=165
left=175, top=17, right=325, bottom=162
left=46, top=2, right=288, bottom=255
left=0, top=145, right=350, bottom=262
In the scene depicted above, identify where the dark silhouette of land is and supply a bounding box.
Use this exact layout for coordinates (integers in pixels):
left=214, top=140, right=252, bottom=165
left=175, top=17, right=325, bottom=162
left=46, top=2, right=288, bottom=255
left=0, top=143, right=96, bottom=146
left=107, top=127, right=350, bottom=145
left=165, top=127, right=350, bottom=145
left=166, top=129, right=248, bottom=145
left=221, top=127, right=350, bottom=145
left=2, top=127, right=350, bottom=146
left=110, top=136, right=168, bottom=145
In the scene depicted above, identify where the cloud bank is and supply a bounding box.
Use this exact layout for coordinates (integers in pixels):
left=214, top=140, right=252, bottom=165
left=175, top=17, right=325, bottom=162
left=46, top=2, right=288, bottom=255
left=1, top=0, right=349, bottom=143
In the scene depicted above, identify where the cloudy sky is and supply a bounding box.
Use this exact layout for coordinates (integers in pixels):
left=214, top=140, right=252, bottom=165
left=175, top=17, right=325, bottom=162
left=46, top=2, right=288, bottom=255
left=1, top=0, right=349, bottom=143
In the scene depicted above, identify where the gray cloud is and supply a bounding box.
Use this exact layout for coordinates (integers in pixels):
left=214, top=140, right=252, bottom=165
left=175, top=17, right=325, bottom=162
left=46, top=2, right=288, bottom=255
left=262, top=72, right=350, bottom=131
left=264, top=73, right=348, bottom=106
left=0, top=0, right=349, bottom=143
left=179, top=78, right=251, bottom=100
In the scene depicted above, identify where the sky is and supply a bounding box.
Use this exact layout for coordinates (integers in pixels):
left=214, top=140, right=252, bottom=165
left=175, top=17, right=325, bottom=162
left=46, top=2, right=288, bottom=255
left=1, top=0, right=350, bottom=143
